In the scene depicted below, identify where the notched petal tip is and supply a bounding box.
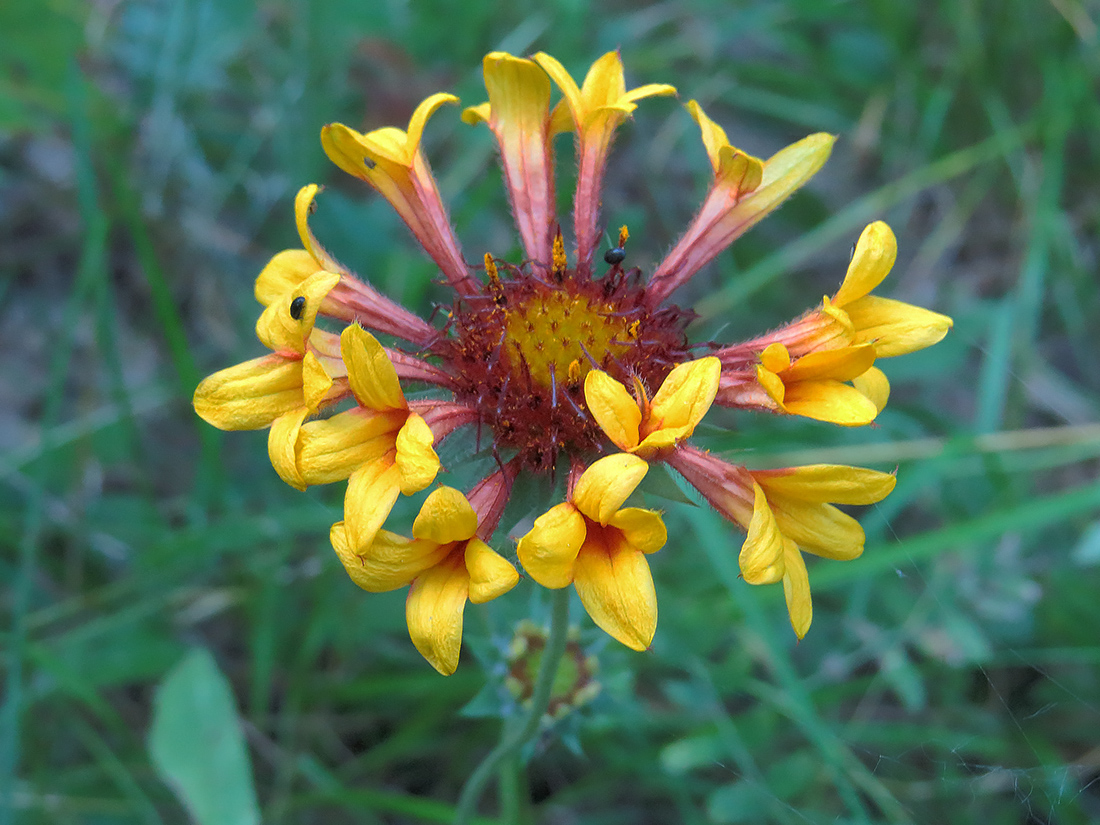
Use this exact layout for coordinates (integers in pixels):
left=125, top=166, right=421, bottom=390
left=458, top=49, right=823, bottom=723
left=573, top=453, right=649, bottom=524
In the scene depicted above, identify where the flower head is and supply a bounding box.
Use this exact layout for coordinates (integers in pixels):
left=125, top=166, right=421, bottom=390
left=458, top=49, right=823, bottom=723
left=194, top=51, right=952, bottom=669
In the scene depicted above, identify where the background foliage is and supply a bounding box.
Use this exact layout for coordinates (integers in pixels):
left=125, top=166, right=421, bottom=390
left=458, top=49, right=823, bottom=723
left=2, top=0, right=1099, bottom=822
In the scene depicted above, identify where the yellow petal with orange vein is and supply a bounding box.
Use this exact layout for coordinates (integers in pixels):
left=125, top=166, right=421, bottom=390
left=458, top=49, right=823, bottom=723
left=573, top=530, right=657, bottom=651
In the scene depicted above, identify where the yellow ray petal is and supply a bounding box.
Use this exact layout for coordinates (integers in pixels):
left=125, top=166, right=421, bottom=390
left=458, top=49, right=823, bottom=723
left=644, top=356, right=721, bottom=437
left=783, top=344, right=876, bottom=383
left=782, top=380, right=880, bottom=426
left=845, top=295, right=954, bottom=358
left=297, top=408, right=405, bottom=486
left=572, top=528, right=657, bottom=651
left=572, top=453, right=649, bottom=525
left=852, top=366, right=890, bottom=412
left=755, top=465, right=897, bottom=504
left=606, top=507, right=667, bottom=554
left=193, top=355, right=304, bottom=431
left=343, top=459, right=402, bottom=552
left=293, top=184, right=344, bottom=273
left=516, top=502, right=586, bottom=588
left=406, top=553, right=469, bottom=675
left=412, top=486, right=478, bottom=545
left=781, top=539, right=812, bottom=639
left=769, top=498, right=866, bottom=560
left=465, top=538, right=520, bottom=604
left=267, top=408, right=309, bottom=491
left=394, top=413, right=439, bottom=494
left=332, top=524, right=448, bottom=592
left=739, top=484, right=785, bottom=585
left=584, top=370, right=641, bottom=450
left=341, top=324, right=406, bottom=411
left=832, top=221, right=897, bottom=308
left=254, top=250, right=319, bottom=307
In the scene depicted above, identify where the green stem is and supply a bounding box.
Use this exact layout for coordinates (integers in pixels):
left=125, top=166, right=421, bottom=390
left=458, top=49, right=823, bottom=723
left=453, top=588, right=571, bottom=824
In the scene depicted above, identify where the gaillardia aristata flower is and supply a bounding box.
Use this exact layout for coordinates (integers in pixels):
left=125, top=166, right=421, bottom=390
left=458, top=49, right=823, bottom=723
left=194, top=51, right=952, bottom=669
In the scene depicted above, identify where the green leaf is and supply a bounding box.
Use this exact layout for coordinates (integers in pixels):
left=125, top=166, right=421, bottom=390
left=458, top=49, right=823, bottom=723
left=148, top=648, right=260, bottom=825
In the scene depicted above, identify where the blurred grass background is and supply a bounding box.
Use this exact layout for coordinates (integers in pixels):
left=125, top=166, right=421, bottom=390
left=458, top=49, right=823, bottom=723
left=2, top=0, right=1099, bottom=823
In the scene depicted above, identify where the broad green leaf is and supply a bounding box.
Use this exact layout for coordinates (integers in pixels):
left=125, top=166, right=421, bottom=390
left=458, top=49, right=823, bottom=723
left=148, top=648, right=260, bottom=825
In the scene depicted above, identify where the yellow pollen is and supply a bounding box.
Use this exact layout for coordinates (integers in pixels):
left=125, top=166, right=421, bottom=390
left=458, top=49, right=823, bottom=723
left=551, top=231, right=568, bottom=277
left=504, top=288, right=633, bottom=390
left=567, top=359, right=581, bottom=384
left=628, top=320, right=641, bottom=339
left=618, top=225, right=629, bottom=248
left=484, top=253, right=501, bottom=289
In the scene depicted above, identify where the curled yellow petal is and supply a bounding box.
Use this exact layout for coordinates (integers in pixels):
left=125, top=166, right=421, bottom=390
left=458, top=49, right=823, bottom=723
left=254, top=250, right=318, bottom=307
left=584, top=370, right=641, bottom=450
left=267, top=408, right=309, bottom=491
left=406, top=553, right=468, bottom=675
left=516, top=502, right=586, bottom=589
left=783, top=345, right=876, bottom=383
left=343, top=459, right=402, bottom=552
left=852, top=366, right=890, bottom=412
left=606, top=507, right=667, bottom=555
left=782, top=380, right=880, bottom=426
left=572, top=528, right=657, bottom=651
left=781, top=539, right=812, bottom=639
left=297, top=408, right=405, bottom=486
left=333, top=524, right=448, bottom=592
left=193, top=355, right=303, bottom=431
left=341, top=324, right=406, bottom=411
left=770, top=498, right=866, bottom=561
left=412, top=486, right=477, bottom=545
left=833, top=221, right=898, bottom=308
left=644, top=356, right=721, bottom=438
left=256, top=270, right=341, bottom=355
left=572, top=453, right=649, bottom=525
left=394, top=413, right=439, bottom=495
left=739, top=484, right=785, bottom=585
left=465, top=538, right=519, bottom=604
left=294, top=184, right=343, bottom=273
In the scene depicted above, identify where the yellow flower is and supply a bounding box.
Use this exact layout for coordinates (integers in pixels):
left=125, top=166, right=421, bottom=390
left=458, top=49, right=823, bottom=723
left=669, top=446, right=895, bottom=637
left=462, top=53, right=557, bottom=266
left=647, top=101, right=835, bottom=307
left=583, top=357, right=721, bottom=458
left=332, top=485, right=519, bottom=675
left=533, top=51, right=676, bottom=270
left=196, top=52, right=954, bottom=663
left=322, top=94, right=474, bottom=295
left=517, top=454, right=667, bottom=650
left=274, top=324, right=439, bottom=548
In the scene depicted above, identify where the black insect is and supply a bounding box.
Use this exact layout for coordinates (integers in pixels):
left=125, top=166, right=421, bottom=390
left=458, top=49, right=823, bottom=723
left=604, top=247, right=626, bottom=265
left=290, top=296, right=306, bottom=320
